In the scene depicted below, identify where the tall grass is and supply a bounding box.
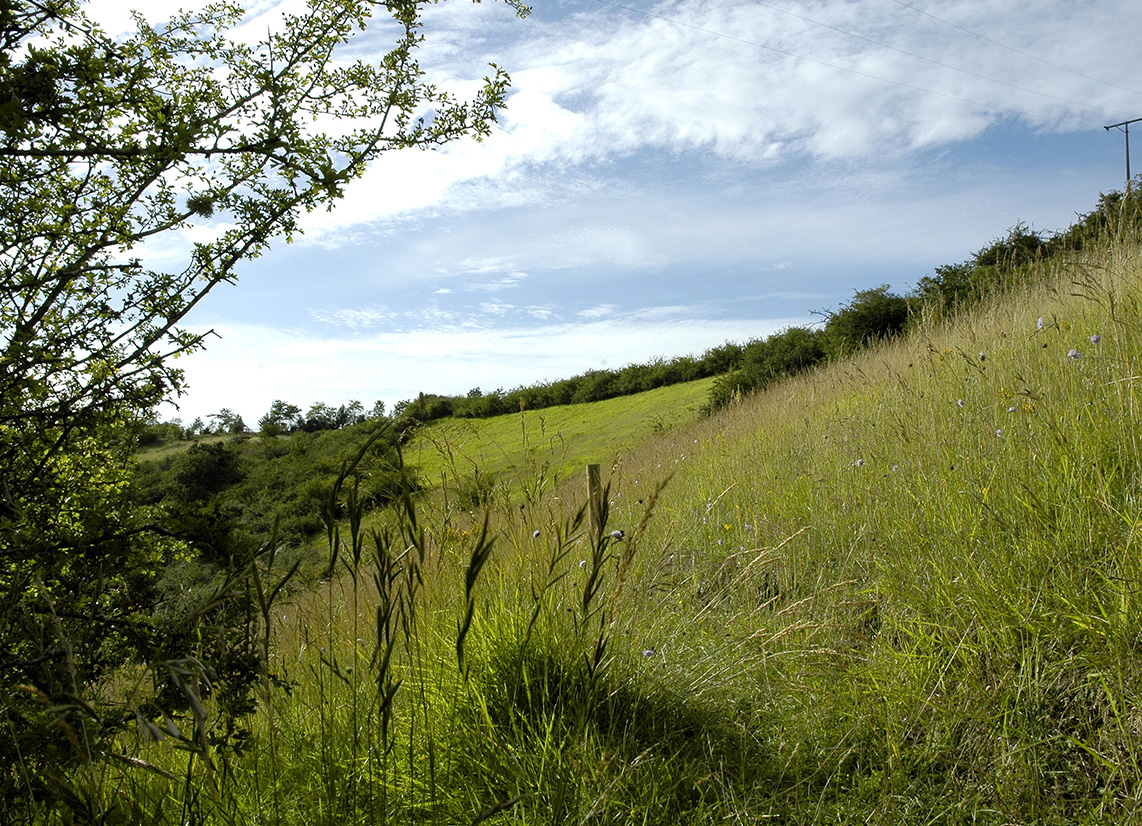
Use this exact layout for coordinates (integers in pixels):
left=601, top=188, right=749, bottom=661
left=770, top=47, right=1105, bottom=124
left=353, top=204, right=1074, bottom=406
left=31, top=235, right=1142, bottom=824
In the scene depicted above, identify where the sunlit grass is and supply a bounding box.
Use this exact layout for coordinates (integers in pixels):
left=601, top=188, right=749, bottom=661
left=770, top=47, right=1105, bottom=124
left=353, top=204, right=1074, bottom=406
left=403, top=376, right=716, bottom=495
left=94, top=239, right=1142, bottom=823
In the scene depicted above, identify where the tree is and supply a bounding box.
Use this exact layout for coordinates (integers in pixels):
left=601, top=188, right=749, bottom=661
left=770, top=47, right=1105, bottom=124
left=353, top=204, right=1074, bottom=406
left=336, top=399, right=365, bottom=428
left=301, top=401, right=338, bottom=431
left=208, top=407, right=242, bottom=434
left=0, top=0, right=525, bottom=812
left=258, top=399, right=302, bottom=436
left=821, top=285, right=912, bottom=358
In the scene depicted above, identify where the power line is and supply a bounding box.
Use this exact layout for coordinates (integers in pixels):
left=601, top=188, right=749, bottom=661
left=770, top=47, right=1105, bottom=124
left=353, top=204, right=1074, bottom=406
left=744, top=0, right=1134, bottom=119
left=888, top=0, right=1142, bottom=99
left=590, top=0, right=1101, bottom=128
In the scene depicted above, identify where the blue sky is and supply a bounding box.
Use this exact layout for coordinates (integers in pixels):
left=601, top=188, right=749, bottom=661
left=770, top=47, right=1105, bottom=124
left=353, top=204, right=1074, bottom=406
left=117, top=0, right=1142, bottom=424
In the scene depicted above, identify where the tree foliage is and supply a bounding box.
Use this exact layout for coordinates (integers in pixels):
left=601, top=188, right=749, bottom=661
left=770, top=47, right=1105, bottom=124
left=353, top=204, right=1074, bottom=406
left=820, top=284, right=912, bottom=358
left=0, top=0, right=524, bottom=813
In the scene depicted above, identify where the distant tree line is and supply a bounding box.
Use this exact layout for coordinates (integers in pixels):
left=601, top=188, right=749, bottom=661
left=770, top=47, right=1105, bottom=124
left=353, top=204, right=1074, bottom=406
left=141, top=399, right=389, bottom=444
left=390, top=347, right=743, bottom=423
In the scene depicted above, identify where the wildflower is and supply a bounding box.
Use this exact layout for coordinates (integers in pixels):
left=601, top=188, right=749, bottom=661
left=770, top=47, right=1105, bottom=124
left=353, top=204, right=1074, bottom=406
left=996, top=429, right=1003, bottom=438
left=642, top=648, right=656, bottom=657
left=957, top=398, right=965, bottom=408
left=1037, top=317, right=1045, bottom=330
left=532, top=529, right=541, bottom=539
left=1008, top=406, right=1017, bottom=413
left=579, top=560, right=587, bottom=568
left=855, top=458, right=864, bottom=468
left=979, top=352, right=986, bottom=361
left=1067, top=349, right=1082, bottom=360
left=609, top=529, right=625, bottom=540
left=1090, top=333, right=1101, bottom=344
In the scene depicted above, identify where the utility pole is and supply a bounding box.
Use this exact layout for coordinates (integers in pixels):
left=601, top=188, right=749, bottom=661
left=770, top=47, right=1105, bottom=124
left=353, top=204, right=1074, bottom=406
left=1105, top=117, right=1142, bottom=190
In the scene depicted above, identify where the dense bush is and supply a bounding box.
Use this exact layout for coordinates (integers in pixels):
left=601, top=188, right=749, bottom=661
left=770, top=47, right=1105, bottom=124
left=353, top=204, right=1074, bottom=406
left=820, top=285, right=913, bottom=358
left=133, top=419, right=414, bottom=550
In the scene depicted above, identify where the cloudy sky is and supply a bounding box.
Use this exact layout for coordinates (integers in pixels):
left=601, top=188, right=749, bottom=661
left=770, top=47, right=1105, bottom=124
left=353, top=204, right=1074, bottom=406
left=129, top=0, right=1142, bottom=424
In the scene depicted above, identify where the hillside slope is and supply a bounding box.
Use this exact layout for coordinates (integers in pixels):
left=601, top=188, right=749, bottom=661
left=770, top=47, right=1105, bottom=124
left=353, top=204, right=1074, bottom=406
left=415, top=235, right=1142, bottom=821
left=588, top=238, right=1142, bottom=820
left=403, top=375, right=715, bottom=497
left=115, top=237, right=1142, bottom=825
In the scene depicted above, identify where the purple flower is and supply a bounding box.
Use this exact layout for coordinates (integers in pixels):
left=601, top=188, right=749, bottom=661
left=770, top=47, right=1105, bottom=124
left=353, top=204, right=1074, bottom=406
left=1090, top=334, right=1101, bottom=345
left=1037, top=317, right=1046, bottom=330
left=1067, top=349, right=1082, bottom=360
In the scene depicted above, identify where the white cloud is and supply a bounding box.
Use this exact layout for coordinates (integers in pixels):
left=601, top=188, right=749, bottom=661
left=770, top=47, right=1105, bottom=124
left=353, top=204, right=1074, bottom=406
left=577, top=304, right=619, bottom=319
left=478, top=300, right=513, bottom=316
left=273, top=0, right=1142, bottom=244
left=309, top=305, right=396, bottom=329
left=88, top=0, right=1142, bottom=259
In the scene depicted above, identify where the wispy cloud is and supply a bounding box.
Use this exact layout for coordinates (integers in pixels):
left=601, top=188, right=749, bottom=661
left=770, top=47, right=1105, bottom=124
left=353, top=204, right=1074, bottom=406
left=293, top=0, right=1142, bottom=243
left=578, top=304, right=620, bottom=319
left=309, top=305, right=396, bottom=329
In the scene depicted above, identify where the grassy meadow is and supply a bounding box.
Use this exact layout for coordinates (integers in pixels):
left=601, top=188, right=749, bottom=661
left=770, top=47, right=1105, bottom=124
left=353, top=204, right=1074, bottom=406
left=83, top=236, right=1142, bottom=824
left=402, top=376, right=715, bottom=501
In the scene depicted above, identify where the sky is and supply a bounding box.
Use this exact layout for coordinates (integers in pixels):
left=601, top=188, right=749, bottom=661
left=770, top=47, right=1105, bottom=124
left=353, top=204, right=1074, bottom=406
left=92, top=0, right=1142, bottom=425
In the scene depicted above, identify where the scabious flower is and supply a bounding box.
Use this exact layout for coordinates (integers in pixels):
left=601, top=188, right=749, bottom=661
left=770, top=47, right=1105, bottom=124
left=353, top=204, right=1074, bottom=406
left=855, top=458, right=864, bottom=468
left=996, top=429, right=1003, bottom=438
left=642, top=648, right=656, bottom=657
left=957, top=398, right=966, bottom=408
left=1008, top=406, right=1018, bottom=413
left=609, top=529, right=625, bottom=540
left=1067, top=349, right=1082, bottom=360
left=1037, top=317, right=1046, bottom=330
left=1090, top=333, right=1101, bottom=344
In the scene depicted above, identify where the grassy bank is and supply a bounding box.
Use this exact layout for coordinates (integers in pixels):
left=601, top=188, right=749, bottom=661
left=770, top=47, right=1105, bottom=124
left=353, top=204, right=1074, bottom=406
left=41, top=237, right=1142, bottom=824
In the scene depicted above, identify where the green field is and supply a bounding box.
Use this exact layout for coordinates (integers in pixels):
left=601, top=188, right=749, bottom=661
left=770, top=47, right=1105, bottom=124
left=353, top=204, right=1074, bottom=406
left=403, top=376, right=716, bottom=493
